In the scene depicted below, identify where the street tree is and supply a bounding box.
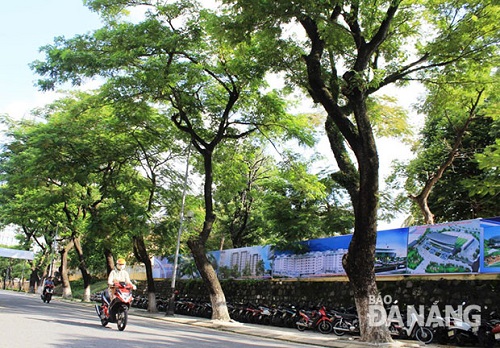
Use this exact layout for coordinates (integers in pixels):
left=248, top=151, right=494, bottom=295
left=0, top=116, right=79, bottom=297
left=388, top=66, right=499, bottom=225
left=212, top=137, right=353, bottom=249
left=221, top=0, right=499, bottom=341
left=31, top=1, right=314, bottom=320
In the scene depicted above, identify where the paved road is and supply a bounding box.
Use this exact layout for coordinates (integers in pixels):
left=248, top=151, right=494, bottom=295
left=0, top=289, right=324, bottom=348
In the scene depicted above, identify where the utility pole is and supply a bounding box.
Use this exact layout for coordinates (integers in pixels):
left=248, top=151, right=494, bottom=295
left=48, top=224, right=58, bottom=278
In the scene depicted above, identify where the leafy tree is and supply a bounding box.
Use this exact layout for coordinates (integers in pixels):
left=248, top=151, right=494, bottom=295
left=464, top=76, right=500, bottom=202
left=0, top=92, right=182, bottom=303
left=31, top=1, right=314, bottom=320
left=388, top=67, right=499, bottom=225
left=221, top=0, right=499, bottom=341
left=211, top=140, right=274, bottom=249
left=213, top=138, right=352, bottom=249
left=0, top=115, right=79, bottom=298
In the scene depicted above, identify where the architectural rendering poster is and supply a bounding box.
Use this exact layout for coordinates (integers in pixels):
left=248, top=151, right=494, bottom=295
left=407, top=219, right=481, bottom=275
left=151, top=217, right=499, bottom=280
left=480, top=217, right=500, bottom=273
left=152, top=252, right=208, bottom=279
left=152, top=256, right=172, bottom=279
left=218, top=245, right=272, bottom=279
left=271, top=234, right=352, bottom=278
left=374, top=228, right=408, bottom=274
left=152, top=246, right=272, bottom=280
left=271, top=228, right=407, bottom=278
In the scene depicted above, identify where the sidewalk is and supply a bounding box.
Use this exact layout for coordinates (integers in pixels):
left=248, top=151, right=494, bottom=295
left=128, top=307, right=435, bottom=348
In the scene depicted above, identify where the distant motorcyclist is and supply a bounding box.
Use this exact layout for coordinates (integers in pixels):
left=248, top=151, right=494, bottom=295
left=42, top=277, right=54, bottom=296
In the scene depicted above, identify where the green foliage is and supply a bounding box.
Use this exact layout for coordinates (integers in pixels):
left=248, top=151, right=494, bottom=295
left=0, top=88, right=188, bottom=282
left=367, top=95, right=413, bottom=141
left=468, top=138, right=500, bottom=197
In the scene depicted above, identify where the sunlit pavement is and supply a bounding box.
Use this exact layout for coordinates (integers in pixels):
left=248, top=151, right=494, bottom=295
left=127, top=306, right=438, bottom=348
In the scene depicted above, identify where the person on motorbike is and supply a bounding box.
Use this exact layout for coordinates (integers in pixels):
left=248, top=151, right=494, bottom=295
left=103, top=258, right=136, bottom=303
left=42, top=276, right=54, bottom=296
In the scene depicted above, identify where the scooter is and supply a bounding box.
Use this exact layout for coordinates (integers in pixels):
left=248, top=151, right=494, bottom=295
left=95, top=282, right=134, bottom=331
left=430, top=302, right=481, bottom=346
left=331, top=308, right=360, bottom=336
left=296, top=305, right=333, bottom=334
left=387, top=305, right=434, bottom=344
left=41, top=283, right=54, bottom=303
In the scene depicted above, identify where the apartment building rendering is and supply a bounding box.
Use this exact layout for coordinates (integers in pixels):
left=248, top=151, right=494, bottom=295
left=272, top=248, right=348, bottom=277
left=219, top=246, right=269, bottom=277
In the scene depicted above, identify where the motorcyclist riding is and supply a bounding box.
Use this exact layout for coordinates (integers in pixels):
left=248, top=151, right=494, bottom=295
left=42, top=277, right=54, bottom=296
left=102, top=258, right=136, bottom=306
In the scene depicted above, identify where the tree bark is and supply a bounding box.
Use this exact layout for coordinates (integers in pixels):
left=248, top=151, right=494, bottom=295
left=104, top=247, right=114, bottom=275
left=133, top=235, right=157, bottom=313
left=28, top=264, right=39, bottom=294
left=59, top=239, right=74, bottom=299
left=188, top=238, right=230, bottom=321
left=73, top=236, right=92, bottom=302
left=300, top=12, right=393, bottom=343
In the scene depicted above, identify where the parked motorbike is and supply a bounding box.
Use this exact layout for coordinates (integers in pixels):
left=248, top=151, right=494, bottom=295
left=270, top=304, right=299, bottom=328
left=476, top=311, right=500, bottom=347
left=95, top=282, right=134, bottom=331
left=490, top=320, right=500, bottom=344
left=296, top=305, right=333, bottom=334
left=331, top=309, right=360, bottom=336
left=387, top=305, right=434, bottom=344
left=41, top=283, right=54, bottom=304
left=430, top=302, right=481, bottom=346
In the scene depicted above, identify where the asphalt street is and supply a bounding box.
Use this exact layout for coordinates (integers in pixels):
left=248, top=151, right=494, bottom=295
left=0, top=289, right=447, bottom=348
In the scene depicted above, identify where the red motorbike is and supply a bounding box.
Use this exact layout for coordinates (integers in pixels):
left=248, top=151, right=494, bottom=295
left=296, top=305, right=333, bottom=334
left=95, top=282, right=134, bottom=331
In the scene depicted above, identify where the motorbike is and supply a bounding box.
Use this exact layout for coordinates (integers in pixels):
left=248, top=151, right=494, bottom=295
left=270, top=304, right=299, bottom=328
left=331, top=309, right=360, bottom=336
left=296, top=305, right=333, bottom=334
left=430, top=302, right=481, bottom=346
left=41, top=283, right=55, bottom=303
left=387, top=305, right=434, bottom=344
left=491, top=320, right=500, bottom=343
left=95, top=281, right=134, bottom=331
left=477, top=311, right=500, bottom=347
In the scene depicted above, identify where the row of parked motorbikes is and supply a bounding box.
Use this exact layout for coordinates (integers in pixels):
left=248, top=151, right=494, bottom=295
left=91, top=291, right=500, bottom=346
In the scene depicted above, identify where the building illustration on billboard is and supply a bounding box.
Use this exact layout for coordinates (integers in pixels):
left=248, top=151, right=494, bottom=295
left=374, top=228, right=408, bottom=274
left=407, top=219, right=481, bottom=274
left=272, top=248, right=348, bottom=277
left=218, top=246, right=272, bottom=279
left=480, top=217, right=500, bottom=273
left=151, top=217, right=500, bottom=280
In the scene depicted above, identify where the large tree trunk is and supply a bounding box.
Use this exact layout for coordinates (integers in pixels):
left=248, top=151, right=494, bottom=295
left=188, top=238, right=230, bottom=321
left=73, top=236, right=92, bottom=302
left=133, top=235, right=157, bottom=313
left=104, top=247, right=114, bottom=275
left=300, top=12, right=394, bottom=342
left=59, top=239, right=74, bottom=299
left=342, top=121, right=392, bottom=342
left=28, top=263, right=39, bottom=294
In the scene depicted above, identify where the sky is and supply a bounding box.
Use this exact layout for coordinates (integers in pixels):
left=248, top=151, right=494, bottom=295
left=0, top=0, right=103, bottom=120
left=0, top=0, right=421, bottom=231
